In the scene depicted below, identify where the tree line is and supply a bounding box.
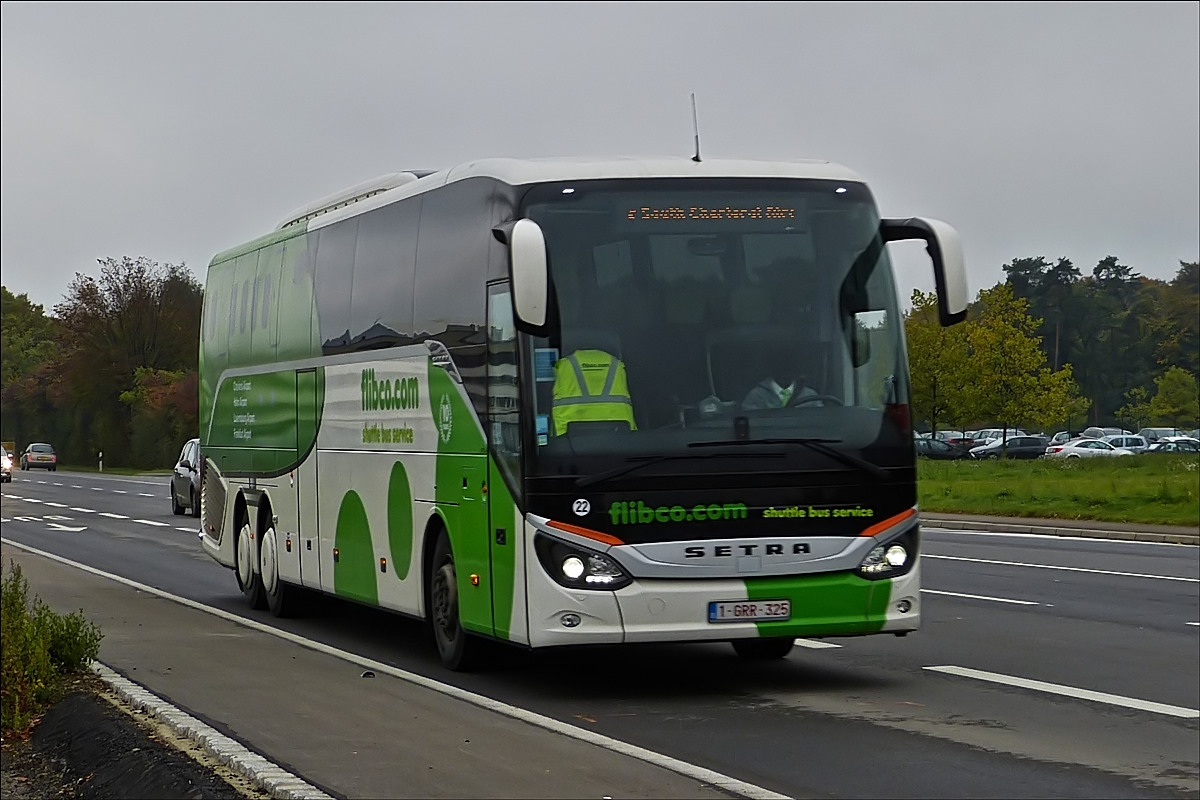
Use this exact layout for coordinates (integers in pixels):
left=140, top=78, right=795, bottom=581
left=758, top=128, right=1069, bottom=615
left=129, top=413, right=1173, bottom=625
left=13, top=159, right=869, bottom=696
left=906, top=258, right=1199, bottom=436
left=2, top=254, right=1197, bottom=469
left=2, top=257, right=200, bottom=468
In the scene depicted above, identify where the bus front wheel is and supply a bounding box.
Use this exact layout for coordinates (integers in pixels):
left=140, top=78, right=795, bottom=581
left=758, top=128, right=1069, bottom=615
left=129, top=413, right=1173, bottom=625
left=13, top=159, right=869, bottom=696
left=731, top=637, right=795, bottom=660
left=429, top=534, right=476, bottom=671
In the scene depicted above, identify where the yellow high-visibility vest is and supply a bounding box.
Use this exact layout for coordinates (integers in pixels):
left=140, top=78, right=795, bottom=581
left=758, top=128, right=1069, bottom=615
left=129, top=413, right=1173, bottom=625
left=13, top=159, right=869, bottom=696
left=551, top=349, right=637, bottom=436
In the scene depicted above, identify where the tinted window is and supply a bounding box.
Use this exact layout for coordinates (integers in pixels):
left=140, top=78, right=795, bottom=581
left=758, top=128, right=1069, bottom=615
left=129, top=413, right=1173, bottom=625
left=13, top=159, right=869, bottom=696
left=413, top=178, right=492, bottom=340
left=314, top=220, right=358, bottom=353
left=253, top=245, right=283, bottom=361
left=349, top=198, right=420, bottom=349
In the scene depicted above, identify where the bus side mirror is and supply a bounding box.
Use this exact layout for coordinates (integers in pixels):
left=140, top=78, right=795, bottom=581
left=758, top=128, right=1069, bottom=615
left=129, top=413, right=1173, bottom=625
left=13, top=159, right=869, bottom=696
left=493, top=218, right=548, bottom=328
left=881, top=218, right=968, bottom=326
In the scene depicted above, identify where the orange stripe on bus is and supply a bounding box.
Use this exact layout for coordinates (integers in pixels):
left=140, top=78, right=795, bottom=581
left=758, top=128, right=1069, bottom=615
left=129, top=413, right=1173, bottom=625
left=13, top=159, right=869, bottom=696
left=859, top=508, right=916, bottom=538
left=545, top=520, right=625, bottom=546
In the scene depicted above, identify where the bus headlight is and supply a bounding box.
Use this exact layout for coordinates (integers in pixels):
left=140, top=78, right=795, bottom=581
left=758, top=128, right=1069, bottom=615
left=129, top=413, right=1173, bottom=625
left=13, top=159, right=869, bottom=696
left=535, top=534, right=633, bottom=591
left=856, top=531, right=917, bottom=580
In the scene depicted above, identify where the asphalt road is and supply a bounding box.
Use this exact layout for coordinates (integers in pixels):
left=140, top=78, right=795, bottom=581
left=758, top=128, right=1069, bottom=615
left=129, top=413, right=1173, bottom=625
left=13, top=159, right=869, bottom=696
left=2, top=469, right=1197, bottom=799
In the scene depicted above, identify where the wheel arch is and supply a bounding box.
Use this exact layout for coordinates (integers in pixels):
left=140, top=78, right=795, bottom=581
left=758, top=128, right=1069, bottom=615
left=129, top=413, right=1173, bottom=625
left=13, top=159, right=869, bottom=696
left=420, top=509, right=450, bottom=620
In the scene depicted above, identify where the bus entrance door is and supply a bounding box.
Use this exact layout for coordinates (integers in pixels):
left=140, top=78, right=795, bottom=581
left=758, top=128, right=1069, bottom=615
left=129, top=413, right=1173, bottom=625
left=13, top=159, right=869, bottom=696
left=296, top=369, right=321, bottom=590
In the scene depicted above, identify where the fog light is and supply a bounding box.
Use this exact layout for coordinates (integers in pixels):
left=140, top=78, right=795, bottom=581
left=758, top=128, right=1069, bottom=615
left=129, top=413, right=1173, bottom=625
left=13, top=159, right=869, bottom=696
left=897, top=599, right=912, bottom=613
left=560, top=613, right=581, bottom=628
left=561, top=556, right=585, bottom=580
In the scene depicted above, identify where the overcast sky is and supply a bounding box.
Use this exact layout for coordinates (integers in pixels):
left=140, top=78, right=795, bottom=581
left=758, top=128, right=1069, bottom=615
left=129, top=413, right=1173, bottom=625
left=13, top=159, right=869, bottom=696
left=2, top=2, right=1197, bottom=313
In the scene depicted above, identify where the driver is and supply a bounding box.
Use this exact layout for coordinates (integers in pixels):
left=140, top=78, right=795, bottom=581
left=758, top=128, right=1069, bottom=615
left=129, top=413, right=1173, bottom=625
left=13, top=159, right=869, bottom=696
left=741, top=349, right=821, bottom=410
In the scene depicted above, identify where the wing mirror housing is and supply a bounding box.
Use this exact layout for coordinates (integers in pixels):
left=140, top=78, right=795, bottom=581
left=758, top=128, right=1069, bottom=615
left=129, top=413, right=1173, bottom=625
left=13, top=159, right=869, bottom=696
left=493, top=218, right=548, bottom=329
left=881, top=218, right=968, bottom=326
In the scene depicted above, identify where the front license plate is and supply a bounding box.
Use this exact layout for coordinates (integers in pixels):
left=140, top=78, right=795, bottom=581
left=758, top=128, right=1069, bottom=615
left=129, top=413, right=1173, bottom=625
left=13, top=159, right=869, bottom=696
left=708, top=600, right=790, bottom=623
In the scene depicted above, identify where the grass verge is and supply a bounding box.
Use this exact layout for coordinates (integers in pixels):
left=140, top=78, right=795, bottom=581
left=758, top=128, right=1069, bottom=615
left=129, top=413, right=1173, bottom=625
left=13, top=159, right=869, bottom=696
left=1, top=561, right=103, bottom=735
left=918, top=454, right=1200, bottom=527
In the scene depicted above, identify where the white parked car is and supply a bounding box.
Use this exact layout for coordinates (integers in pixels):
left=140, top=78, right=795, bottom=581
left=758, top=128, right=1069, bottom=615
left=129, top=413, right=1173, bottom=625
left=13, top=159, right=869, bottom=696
left=1045, top=438, right=1134, bottom=458
left=971, top=428, right=1027, bottom=447
left=1101, top=434, right=1149, bottom=454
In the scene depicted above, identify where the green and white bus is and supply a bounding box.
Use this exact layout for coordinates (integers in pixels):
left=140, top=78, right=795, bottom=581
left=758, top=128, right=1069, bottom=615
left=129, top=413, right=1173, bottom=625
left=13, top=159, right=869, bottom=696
left=198, top=157, right=967, bottom=669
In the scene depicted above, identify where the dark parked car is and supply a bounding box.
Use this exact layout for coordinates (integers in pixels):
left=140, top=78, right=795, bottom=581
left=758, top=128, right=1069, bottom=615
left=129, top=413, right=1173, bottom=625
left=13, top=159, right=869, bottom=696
left=969, top=435, right=1050, bottom=460
left=20, top=443, right=57, bottom=471
left=915, top=437, right=972, bottom=460
left=170, top=438, right=202, bottom=517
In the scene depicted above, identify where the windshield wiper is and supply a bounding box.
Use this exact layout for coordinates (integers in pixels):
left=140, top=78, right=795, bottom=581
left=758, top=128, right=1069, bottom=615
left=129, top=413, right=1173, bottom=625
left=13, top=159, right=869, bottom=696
left=688, top=437, right=890, bottom=481
left=574, top=451, right=774, bottom=488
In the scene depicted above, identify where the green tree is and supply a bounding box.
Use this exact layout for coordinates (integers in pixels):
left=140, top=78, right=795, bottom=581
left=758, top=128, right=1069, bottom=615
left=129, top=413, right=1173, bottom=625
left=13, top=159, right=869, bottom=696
left=0, top=287, right=59, bottom=447
left=905, top=289, right=972, bottom=433
left=1115, top=386, right=1152, bottom=432
left=1148, top=366, right=1199, bottom=428
left=1155, top=261, right=1199, bottom=377
left=960, top=283, right=1078, bottom=442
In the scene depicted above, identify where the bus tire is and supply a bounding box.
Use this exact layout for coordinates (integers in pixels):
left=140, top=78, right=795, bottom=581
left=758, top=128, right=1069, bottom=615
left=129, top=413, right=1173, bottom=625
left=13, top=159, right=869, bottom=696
left=731, top=637, right=795, bottom=660
left=235, top=518, right=267, bottom=610
left=429, top=533, right=476, bottom=671
left=260, top=525, right=303, bottom=618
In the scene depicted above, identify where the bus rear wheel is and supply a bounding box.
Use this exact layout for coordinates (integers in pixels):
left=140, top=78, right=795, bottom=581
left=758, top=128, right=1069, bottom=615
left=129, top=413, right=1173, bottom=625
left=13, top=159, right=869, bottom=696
left=731, top=637, right=795, bottom=660
left=235, top=519, right=266, bottom=610
left=260, top=525, right=304, bottom=618
left=429, top=534, right=476, bottom=671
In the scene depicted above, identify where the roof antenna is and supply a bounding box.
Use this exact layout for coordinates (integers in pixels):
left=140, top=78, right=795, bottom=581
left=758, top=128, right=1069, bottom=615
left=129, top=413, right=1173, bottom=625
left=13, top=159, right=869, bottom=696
left=690, top=92, right=702, bottom=162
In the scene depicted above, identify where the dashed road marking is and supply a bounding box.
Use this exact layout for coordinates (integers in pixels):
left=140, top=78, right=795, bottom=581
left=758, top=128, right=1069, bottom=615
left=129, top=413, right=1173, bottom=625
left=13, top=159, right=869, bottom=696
left=921, top=589, right=1039, bottom=605
left=925, top=665, right=1199, bottom=719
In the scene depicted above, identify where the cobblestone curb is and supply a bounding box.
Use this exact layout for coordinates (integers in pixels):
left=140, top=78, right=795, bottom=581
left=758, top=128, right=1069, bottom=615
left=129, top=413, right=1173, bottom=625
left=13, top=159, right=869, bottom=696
left=91, top=662, right=335, bottom=800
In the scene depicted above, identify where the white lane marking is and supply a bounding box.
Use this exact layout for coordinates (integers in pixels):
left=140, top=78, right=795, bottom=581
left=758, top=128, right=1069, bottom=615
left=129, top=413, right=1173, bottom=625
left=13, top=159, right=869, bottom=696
left=175, top=527, right=198, bottom=533
left=2, top=539, right=790, bottom=800
left=71, top=485, right=82, bottom=488
left=98, top=512, right=128, bottom=519
left=22, top=498, right=43, bottom=503
left=924, top=554, right=1198, bottom=582
left=925, top=665, right=1199, bottom=719
left=138, top=493, right=156, bottom=497
left=1188, top=622, right=1199, bottom=627
left=91, top=487, right=104, bottom=491
left=795, top=639, right=841, bottom=649
left=926, top=528, right=1194, bottom=548
left=43, top=502, right=68, bottom=508
left=112, top=490, right=127, bottom=494
left=69, top=507, right=96, bottom=513
left=52, top=483, right=63, bottom=487
left=921, top=589, right=1038, bottom=605
left=134, top=519, right=169, bottom=527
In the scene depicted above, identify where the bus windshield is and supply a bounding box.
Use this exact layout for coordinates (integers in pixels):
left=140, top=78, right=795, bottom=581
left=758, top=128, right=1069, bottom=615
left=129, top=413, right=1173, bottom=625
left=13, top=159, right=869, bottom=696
left=520, top=178, right=911, bottom=481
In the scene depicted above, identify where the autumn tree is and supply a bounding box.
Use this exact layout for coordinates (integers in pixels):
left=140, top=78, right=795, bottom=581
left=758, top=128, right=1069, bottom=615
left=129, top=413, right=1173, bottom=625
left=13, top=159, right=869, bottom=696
left=53, top=257, right=201, bottom=466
